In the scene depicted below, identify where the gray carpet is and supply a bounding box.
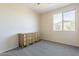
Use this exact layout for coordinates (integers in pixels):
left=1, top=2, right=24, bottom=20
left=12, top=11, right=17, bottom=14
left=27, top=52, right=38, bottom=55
left=0, top=40, right=79, bottom=56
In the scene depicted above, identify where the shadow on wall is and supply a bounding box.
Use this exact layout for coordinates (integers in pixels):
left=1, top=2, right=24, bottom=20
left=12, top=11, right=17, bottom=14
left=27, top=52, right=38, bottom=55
left=6, top=34, right=18, bottom=49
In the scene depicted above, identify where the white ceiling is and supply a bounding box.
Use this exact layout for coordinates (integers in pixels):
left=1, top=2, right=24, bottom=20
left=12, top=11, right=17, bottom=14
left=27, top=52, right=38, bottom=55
left=27, top=3, right=71, bottom=14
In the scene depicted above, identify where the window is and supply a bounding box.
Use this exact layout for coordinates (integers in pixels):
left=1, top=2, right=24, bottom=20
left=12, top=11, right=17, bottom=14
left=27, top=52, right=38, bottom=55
left=53, top=13, right=62, bottom=31
left=53, top=10, right=75, bottom=31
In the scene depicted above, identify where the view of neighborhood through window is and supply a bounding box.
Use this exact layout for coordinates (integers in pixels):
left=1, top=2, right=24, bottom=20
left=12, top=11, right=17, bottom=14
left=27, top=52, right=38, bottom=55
left=53, top=10, right=75, bottom=31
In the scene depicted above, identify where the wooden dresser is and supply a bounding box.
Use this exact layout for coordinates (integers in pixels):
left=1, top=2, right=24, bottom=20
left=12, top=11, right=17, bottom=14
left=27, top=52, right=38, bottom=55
left=18, top=32, right=40, bottom=48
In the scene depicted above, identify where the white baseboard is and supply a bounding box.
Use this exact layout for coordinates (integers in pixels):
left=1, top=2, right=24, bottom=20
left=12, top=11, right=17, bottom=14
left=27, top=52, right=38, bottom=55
left=42, top=39, right=79, bottom=48
left=0, top=46, right=18, bottom=53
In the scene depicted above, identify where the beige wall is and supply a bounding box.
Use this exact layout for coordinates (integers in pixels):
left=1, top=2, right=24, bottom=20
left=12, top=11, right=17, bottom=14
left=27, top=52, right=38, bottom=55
left=40, top=4, right=79, bottom=47
left=0, top=3, right=79, bottom=53
left=0, top=4, right=39, bottom=53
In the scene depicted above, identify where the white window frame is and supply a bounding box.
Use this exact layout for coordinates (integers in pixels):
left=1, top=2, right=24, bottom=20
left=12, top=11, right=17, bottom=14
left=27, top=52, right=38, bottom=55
left=53, top=9, right=76, bottom=32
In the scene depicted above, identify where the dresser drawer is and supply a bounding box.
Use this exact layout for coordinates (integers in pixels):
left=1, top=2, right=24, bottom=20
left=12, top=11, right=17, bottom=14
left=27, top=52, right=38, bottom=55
left=18, top=32, right=39, bottom=48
